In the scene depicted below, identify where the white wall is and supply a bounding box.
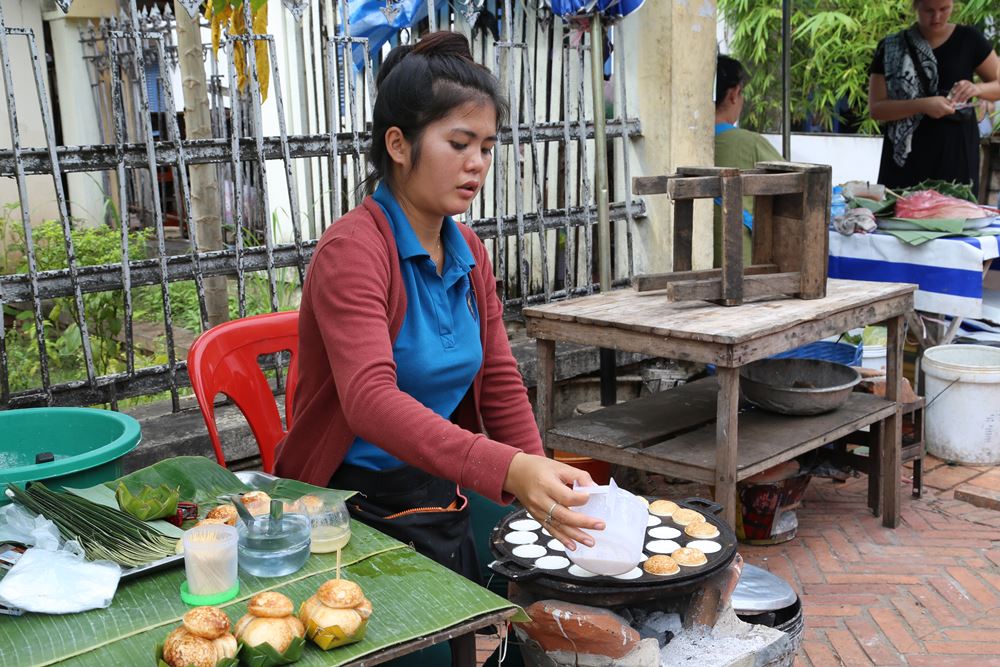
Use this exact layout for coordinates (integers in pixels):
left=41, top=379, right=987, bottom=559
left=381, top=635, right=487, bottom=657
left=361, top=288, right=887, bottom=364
left=0, top=0, right=59, bottom=225
left=762, top=132, right=884, bottom=186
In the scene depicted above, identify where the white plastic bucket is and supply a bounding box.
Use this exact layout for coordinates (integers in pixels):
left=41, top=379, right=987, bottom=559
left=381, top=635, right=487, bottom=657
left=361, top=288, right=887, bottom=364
left=923, top=345, right=1000, bottom=464
left=861, top=345, right=887, bottom=371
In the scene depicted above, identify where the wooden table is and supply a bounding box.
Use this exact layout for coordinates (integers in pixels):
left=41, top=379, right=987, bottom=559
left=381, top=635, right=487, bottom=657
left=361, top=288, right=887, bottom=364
left=525, top=279, right=915, bottom=528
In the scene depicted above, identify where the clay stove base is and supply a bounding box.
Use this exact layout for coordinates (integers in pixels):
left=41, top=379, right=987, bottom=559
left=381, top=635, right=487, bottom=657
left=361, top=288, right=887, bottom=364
left=507, top=552, right=800, bottom=666
left=515, top=606, right=794, bottom=667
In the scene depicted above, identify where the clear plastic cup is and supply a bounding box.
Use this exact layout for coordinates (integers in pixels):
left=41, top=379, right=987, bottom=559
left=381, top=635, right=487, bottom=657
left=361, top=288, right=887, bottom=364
left=182, top=523, right=238, bottom=596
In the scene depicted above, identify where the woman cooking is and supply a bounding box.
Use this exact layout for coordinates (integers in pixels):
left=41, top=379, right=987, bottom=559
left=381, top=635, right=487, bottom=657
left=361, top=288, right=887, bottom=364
left=868, top=0, right=1000, bottom=193
left=275, top=31, right=602, bottom=583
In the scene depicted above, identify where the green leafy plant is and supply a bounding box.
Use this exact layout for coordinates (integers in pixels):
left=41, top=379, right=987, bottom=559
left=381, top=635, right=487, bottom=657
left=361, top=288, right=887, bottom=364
left=718, top=0, right=996, bottom=134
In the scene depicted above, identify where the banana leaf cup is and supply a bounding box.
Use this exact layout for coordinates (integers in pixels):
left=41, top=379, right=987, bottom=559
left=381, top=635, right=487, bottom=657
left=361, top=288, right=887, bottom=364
left=236, top=636, right=305, bottom=667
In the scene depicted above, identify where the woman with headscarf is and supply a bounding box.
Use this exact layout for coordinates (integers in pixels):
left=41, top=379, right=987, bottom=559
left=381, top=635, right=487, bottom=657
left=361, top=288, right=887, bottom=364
left=868, top=0, right=999, bottom=193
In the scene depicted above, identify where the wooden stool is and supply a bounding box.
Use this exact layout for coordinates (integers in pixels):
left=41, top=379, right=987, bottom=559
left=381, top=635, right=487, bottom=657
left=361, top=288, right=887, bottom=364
left=633, top=162, right=832, bottom=306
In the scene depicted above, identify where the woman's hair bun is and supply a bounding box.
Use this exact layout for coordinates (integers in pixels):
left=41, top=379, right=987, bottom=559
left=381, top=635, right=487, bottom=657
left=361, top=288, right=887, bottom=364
left=376, top=44, right=414, bottom=88
left=411, top=31, right=475, bottom=61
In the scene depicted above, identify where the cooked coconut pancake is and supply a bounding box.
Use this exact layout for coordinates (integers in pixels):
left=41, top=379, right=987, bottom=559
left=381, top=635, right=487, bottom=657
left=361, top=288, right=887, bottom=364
left=671, top=508, right=705, bottom=526
left=643, top=555, right=680, bottom=576
left=648, top=499, right=679, bottom=517
left=204, top=504, right=238, bottom=526
left=671, top=547, right=708, bottom=567
left=684, top=522, right=720, bottom=539
left=241, top=491, right=273, bottom=516
left=234, top=592, right=304, bottom=653
left=294, top=494, right=324, bottom=514
left=317, top=579, right=366, bottom=609
left=248, top=591, right=294, bottom=618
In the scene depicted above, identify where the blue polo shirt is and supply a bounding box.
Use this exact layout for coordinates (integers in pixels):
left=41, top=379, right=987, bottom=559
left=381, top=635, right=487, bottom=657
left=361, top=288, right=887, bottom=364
left=343, top=183, right=483, bottom=471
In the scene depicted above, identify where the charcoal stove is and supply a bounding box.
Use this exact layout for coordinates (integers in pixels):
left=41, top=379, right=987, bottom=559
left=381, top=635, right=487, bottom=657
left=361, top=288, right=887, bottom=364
left=488, top=497, right=802, bottom=667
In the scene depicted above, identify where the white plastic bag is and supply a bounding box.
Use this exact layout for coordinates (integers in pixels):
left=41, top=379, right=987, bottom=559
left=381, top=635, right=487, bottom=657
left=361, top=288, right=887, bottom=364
left=0, top=503, right=61, bottom=551
left=0, top=546, right=121, bottom=614
left=566, top=478, right=647, bottom=575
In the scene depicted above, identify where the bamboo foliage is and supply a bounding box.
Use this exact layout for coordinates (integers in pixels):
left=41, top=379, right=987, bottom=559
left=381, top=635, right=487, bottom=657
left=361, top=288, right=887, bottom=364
left=719, top=0, right=997, bottom=134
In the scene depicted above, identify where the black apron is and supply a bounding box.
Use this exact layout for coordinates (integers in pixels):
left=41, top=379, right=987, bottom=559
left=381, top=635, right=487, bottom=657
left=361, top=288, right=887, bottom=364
left=329, top=463, right=481, bottom=584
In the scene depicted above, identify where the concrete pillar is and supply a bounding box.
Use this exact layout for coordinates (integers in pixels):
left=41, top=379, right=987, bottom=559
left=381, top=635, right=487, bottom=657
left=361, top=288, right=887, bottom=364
left=622, top=0, right=716, bottom=273
left=43, top=0, right=117, bottom=227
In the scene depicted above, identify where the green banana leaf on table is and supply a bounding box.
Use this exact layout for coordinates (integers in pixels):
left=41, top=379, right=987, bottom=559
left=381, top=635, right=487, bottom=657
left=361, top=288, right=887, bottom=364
left=1, top=456, right=524, bottom=667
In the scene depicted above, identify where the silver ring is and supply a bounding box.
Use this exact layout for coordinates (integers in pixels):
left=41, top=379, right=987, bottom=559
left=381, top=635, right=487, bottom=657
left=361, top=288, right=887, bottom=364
left=544, top=501, right=559, bottom=523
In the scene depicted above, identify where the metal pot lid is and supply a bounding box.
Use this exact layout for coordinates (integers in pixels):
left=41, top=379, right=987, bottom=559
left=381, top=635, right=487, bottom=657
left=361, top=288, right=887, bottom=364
left=732, top=563, right=797, bottom=613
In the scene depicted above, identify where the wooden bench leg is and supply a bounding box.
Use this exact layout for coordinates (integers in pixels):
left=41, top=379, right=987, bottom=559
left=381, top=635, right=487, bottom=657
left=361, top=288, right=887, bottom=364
left=881, top=315, right=904, bottom=528
left=912, top=458, right=923, bottom=498
left=715, top=367, right=740, bottom=528
left=536, top=339, right=556, bottom=458
left=869, top=422, right=883, bottom=517
left=450, top=633, right=477, bottom=667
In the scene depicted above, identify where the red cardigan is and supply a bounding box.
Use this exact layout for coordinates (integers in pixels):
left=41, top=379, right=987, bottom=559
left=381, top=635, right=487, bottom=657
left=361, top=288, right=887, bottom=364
left=274, top=198, right=543, bottom=503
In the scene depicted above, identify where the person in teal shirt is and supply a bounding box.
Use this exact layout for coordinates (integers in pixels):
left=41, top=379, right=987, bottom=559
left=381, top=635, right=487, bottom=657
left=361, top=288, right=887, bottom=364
left=714, top=55, right=784, bottom=267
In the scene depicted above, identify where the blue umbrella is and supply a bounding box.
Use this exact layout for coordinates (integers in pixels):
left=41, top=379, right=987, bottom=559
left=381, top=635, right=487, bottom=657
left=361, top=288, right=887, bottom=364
left=546, top=0, right=645, bottom=19
left=346, top=0, right=449, bottom=66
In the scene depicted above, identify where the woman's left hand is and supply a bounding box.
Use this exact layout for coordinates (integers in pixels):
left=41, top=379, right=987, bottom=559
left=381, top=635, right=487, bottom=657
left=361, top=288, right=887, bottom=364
left=950, top=80, right=980, bottom=104
left=502, top=453, right=606, bottom=551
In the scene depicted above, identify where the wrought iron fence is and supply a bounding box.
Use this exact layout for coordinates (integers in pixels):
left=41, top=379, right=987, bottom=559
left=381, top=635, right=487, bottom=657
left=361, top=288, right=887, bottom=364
left=0, top=0, right=644, bottom=411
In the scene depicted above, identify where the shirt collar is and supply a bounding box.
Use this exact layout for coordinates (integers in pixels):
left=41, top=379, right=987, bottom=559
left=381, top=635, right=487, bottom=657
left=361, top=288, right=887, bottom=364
left=373, top=181, right=476, bottom=272
left=715, top=122, right=737, bottom=136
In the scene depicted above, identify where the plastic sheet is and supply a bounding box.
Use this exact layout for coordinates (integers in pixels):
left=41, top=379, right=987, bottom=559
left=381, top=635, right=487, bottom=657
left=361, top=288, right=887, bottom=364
left=566, top=478, right=647, bottom=575
left=0, top=502, right=60, bottom=550
left=0, top=546, right=121, bottom=613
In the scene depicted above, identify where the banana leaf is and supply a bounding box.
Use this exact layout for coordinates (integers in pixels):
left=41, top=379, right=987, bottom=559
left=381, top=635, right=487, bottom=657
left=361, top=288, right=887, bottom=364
left=237, top=636, right=305, bottom=667
left=105, top=456, right=353, bottom=510
left=4, top=545, right=520, bottom=666
left=0, top=457, right=523, bottom=666
left=115, top=482, right=179, bottom=521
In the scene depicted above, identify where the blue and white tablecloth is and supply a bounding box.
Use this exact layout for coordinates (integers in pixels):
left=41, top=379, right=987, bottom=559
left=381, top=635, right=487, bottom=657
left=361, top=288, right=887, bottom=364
left=828, top=223, right=1000, bottom=318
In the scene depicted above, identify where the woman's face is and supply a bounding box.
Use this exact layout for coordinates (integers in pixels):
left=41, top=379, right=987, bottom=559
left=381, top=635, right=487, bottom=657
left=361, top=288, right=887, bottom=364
left=392, top=100, right=497, bottom=219
left=915, top=0, right=953, bottom=36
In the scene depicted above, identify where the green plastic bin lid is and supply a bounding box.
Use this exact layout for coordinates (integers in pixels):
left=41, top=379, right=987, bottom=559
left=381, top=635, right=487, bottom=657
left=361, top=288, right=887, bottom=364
left=0, top=407, right=141, bottom=486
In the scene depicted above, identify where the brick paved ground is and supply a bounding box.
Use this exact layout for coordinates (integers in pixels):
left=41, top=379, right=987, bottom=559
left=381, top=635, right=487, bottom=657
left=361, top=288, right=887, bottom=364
left=477, top=457, right=1000, bottom=665
left=742, top=455, right=1000, bottom=666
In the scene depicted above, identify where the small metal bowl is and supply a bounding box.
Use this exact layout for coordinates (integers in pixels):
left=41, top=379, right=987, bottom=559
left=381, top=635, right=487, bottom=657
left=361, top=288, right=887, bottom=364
left=740, top=358, right=861, bottom=416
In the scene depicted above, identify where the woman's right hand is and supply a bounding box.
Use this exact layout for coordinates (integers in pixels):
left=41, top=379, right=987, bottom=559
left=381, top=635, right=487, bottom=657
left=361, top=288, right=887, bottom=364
left=502, top=452, right=605, bottom=551
left=922, top=96, right=957, bottom=119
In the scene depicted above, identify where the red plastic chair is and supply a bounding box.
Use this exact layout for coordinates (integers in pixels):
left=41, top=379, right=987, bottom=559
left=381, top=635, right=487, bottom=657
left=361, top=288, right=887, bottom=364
left=187, top=311, right=299, bottom=473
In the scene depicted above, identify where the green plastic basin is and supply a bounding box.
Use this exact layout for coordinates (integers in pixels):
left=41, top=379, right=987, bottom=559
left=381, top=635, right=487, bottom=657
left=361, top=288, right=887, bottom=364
left=0, top=407, right=141, bottom=504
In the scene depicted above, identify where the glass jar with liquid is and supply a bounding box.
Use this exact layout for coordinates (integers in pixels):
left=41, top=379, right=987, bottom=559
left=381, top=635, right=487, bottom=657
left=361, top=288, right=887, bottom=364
left=291, top=492, right=352, bottom=553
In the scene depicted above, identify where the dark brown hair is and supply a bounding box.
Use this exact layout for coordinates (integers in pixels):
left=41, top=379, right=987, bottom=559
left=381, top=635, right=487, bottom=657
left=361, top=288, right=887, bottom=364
left=716, top=55, right=749, bottom=109
left=362, top=31, right=509, bottom=195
